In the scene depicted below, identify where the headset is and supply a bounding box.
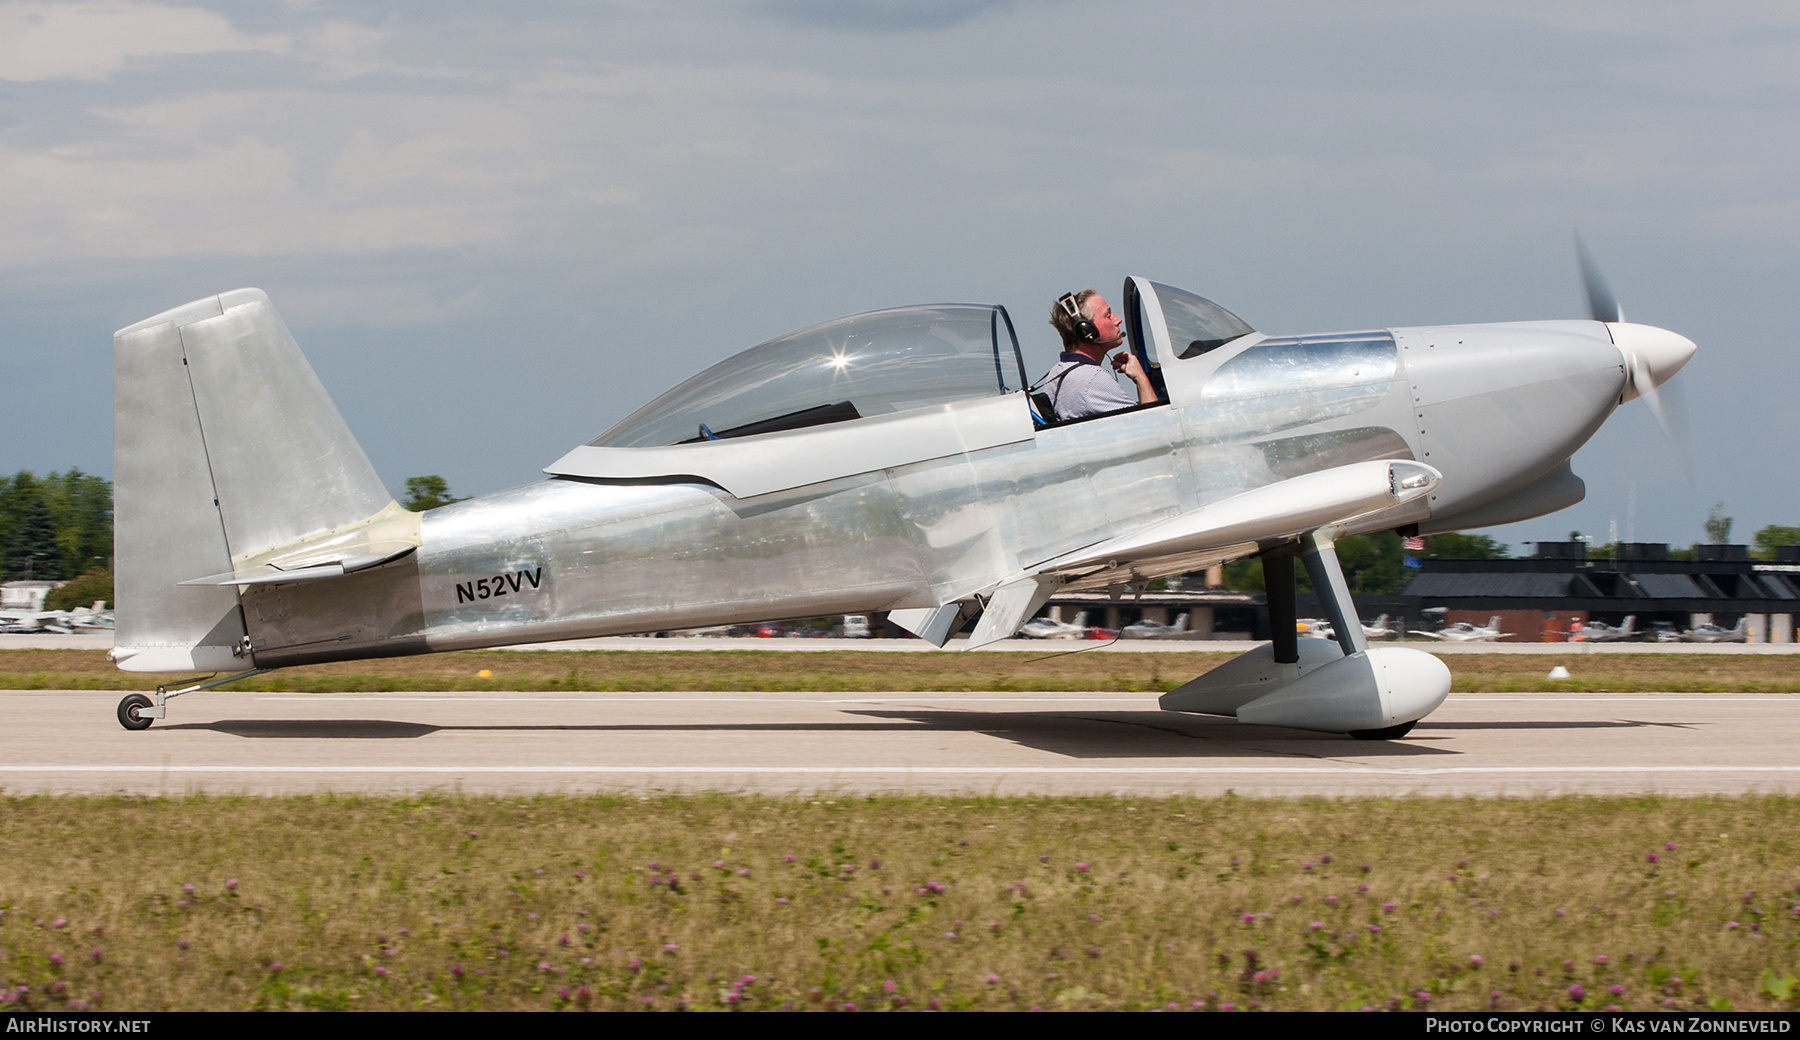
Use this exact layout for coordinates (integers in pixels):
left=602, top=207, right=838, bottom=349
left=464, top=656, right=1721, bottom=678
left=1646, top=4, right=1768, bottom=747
left=1056, top=291, right=1101, bottom=345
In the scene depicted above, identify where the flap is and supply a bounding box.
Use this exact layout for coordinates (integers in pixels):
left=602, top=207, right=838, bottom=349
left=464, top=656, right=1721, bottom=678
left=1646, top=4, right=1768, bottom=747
left=966, top=573, right=1060, bottom=649
left=888, top=603, right=973, bottom=647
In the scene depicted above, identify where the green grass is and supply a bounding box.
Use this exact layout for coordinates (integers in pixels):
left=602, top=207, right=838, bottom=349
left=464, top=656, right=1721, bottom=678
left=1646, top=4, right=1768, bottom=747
left=2, top=648, right=1798, bottom=694
left=3, top=794, right=1799, bottom=1011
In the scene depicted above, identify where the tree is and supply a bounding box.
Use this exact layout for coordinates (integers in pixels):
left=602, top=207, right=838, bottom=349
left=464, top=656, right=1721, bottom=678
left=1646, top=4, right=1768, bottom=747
left=402, top=475, right=468, bottom=512
left=0, top=471, right=40, bottom=561
left=44, top=570, right=113, bottom=612
left=1704, top=503, right=1733, bottom=545
left=1220, top=531, right=1410, bottom=596
left=0, top=470, right=113, bottom=578
left=1335, top=530, right=1408, bottom=593
left=1222, top=556, right=1265, bottom=592
left=38, top=469, right=113, bottom=576
left=1754, top=525, right=1800, bottom=561
left=4, top=496, right=64, bottom=580
left=1424, top=532, right=1508, bottom=559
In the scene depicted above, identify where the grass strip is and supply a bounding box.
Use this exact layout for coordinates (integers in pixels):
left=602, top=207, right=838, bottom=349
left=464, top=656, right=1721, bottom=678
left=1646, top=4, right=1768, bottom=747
left=1, top=794, right=1797, bottom=1012
left=1, top=649, right=1797, bottom=694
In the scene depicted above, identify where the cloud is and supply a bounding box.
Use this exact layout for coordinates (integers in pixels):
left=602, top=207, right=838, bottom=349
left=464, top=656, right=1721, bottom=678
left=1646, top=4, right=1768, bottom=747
left=0, top=51, right=1069, bottom=270
left=1694, top=196, right=1800, bottom=239
left=0, top=1, right=281, bottom=81
left=1305, top=0, right=1800, bottom=41
left=0, top=112, right=527, bottom=262
left=271, top=280, right=490, bottom=329
left=1111, top=148, right=1436, bottom=203
left=757, top=0, right=1019, bottom=33
left=1474, top=130, right=1766, bottom=189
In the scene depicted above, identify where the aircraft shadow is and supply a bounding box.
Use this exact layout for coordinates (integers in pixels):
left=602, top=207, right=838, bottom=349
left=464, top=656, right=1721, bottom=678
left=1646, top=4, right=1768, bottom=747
left=166, top=713, right=1677, bottom=758
left=845, top=710, right=1457, bottom=759
left=169, top=719, right=441, bottom=739
left=1417, top=720, right=1699, bottom=731
left=170, top=713, right=1452, bottom=758
left=168, top=720, right=937, bottom=740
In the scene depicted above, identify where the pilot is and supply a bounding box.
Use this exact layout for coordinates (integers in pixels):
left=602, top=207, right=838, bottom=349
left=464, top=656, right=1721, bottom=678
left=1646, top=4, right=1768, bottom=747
left=1039, top=289, right=1158, bottom=421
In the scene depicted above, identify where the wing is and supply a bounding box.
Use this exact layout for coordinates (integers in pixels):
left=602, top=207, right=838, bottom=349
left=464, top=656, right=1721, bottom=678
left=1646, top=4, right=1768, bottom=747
left=959, top=459, right=1440, bottom=648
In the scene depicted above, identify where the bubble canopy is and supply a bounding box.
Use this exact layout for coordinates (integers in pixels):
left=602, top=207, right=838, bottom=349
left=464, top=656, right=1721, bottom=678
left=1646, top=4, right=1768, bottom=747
left=591, top=304, right=1028, bottom=448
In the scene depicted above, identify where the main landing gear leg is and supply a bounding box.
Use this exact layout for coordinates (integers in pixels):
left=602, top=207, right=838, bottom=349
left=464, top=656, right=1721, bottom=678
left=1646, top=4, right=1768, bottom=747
left=1298, top=529, right=1369, bottom=659
left=1263, top=550, right=1299, bottom=666
left=116, top=668, right=272, bottom=731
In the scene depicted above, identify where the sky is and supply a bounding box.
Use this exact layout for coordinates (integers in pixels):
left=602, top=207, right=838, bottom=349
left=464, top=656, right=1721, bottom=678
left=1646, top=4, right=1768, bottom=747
left=3, top=0, right=1795, bottom=552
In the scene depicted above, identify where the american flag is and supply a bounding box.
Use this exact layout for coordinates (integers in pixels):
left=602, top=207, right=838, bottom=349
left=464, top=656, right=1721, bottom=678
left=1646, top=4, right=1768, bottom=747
left=1402, top=535, right=1425, bottom=551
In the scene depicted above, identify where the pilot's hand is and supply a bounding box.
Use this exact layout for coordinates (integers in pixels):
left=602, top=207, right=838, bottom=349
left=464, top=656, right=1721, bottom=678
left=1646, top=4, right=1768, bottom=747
left=1111, top=349, right=1159, bottom=404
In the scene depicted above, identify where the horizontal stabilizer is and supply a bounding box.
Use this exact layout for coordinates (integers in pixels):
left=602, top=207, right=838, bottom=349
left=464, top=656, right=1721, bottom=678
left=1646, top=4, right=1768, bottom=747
left=110, top=645, right=244, bottom=673
left=179, top=543, right=418, bottom=587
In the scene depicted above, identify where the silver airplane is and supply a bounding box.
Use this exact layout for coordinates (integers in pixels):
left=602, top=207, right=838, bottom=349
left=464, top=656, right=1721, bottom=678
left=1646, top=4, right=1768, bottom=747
left=1362, top=614, right=1397, bottom=640
left=1018, top=611, right=1090, bottom=639
left=0, top=609, right=68, bottom=634
left=0, top=605, right=107, bottom=634
left=1682, top=617, right=1749, bottom=643
left=1407, top=615, right=1511, bottom=643
left=1310, top=614, right=1397, bottom=642
left=106, top=270, right=1694, bottom=740
left=1119, top=612, right=1196, bottom=640
left=1572, top=615, right=1638, bottom=642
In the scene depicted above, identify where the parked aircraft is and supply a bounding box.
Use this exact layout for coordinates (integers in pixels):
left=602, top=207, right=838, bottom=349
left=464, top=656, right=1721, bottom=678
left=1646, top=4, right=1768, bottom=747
left=1572, top=615, right=1639, bottom=642
left=1409, top=616, right=1510, bottom=642
left=67, top=609, right=114, bottom=632
left=0, top=603, right=110, bottom=634
left=106, top=259, right=1694, bottom=739
left=1304, top=615, right=1396, bottom=643
left=1018, top=611, right=1089, bottom=639
left=1297, top=618, right=1333, bottom=639
left=1682, top=617, right=1749, bottom=643
left=1120, top=612, right=1196, bottom=640
left=663, top=625, right=739, bottom=638
left=0, top=609, right=67, bottom=634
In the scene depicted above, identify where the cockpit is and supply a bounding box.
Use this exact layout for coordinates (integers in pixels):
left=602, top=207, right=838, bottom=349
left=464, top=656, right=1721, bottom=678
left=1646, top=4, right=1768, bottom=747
left=1043, top=279, right=1259, bottom=423
left=547, top=279, right=1397, bottom=500
left=584, top=281, right=1261, bottom=449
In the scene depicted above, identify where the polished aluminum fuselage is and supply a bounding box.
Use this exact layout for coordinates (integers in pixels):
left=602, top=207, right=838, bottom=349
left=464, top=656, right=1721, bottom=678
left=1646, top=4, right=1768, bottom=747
left=238, top=319, right=1627, bottom=667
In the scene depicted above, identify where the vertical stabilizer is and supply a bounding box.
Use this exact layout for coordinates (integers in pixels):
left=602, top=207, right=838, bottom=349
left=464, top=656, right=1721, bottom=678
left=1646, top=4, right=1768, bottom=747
left=111, top=289, right=395, bottom=672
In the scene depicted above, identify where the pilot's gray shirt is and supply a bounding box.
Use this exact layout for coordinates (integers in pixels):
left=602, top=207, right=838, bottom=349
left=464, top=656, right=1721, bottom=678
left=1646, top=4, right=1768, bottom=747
left=1044, top=352, right=1137, bottom=421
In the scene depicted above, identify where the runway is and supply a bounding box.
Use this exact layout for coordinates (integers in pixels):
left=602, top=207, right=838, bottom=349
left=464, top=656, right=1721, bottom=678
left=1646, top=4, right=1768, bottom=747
left=6, top=632, right=1799, bottom=653
left=4, top=688, right=1798, bottom=797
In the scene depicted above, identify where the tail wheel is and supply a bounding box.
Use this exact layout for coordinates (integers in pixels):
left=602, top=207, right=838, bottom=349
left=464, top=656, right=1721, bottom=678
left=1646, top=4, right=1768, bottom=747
left=118, top=694, right=155, bottom=731
left=1349, top=720, right=1416, bottom=741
